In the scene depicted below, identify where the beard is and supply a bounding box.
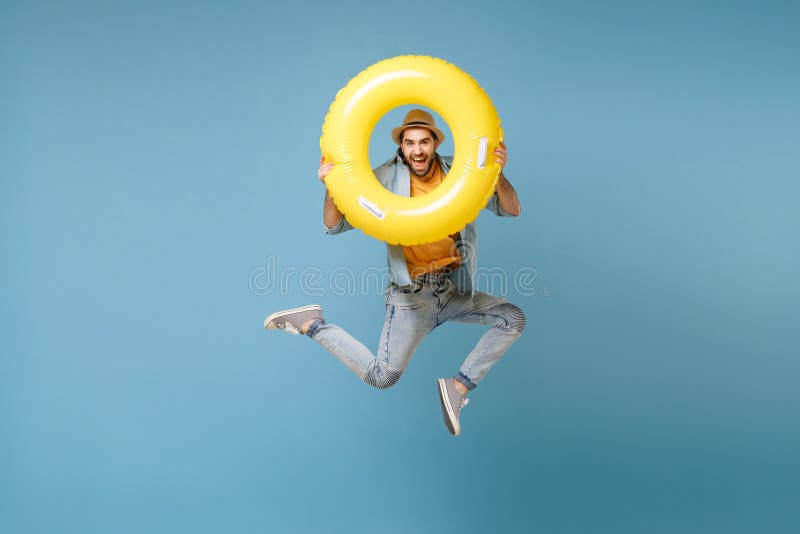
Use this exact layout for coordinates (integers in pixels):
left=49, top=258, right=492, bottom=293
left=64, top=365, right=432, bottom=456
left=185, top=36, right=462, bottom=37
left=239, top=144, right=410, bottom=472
left=405, top=153, right=435, bottom=177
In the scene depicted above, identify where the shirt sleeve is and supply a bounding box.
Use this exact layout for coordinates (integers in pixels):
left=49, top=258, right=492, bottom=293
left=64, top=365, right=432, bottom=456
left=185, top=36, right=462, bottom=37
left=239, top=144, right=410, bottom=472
left=323, top=215, right=354, bottom=235
left=484, top=191, right=514, bottom=217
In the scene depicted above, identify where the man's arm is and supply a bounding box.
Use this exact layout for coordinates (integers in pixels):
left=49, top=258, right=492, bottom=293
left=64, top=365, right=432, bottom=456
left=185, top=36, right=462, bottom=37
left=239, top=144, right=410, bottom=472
left=493, top=141, right=521, bottom=216
left=495, top=172, right=521, bottom=216
left=323, top=189, right=343, bottom=229
left=319, top=156, right=352, bottom=234
left=319, top=157, right=343, bottom=227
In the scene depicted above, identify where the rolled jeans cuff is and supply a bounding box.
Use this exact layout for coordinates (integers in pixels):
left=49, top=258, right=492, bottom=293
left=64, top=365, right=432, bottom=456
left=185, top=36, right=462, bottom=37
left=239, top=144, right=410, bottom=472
left=306, top=319, right=325, bottom=338
left=456, top=372, right=477, bottom=391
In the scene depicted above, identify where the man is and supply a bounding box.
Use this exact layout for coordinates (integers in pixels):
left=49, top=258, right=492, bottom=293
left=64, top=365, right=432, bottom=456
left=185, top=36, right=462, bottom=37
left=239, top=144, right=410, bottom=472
left=264, top=109, right=524, bottom=436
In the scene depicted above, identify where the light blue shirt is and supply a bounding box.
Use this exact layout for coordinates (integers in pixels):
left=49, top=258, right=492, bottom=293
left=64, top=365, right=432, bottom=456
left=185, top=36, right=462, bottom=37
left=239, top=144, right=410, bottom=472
left=323, top=151, right=513, bottom=294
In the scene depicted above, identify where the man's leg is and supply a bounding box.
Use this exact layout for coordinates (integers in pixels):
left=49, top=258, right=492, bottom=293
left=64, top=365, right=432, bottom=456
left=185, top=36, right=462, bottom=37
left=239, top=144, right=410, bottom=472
left=431, top=290, right=524, bottom=435
left=288, top=287, right=436, bottom=389
left=441, top=291, right=526, bottom=390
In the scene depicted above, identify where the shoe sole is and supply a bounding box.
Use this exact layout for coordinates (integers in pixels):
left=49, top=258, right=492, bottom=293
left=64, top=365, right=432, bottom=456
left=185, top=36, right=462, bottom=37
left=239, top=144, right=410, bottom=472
left=263, top=304, right=322, bottom=330
left=437, top=379, right=460, bottom=436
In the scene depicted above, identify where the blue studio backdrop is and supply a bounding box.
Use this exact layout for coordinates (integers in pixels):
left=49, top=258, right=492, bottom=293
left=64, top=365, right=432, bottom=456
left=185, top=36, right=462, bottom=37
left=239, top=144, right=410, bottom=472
left=2, top=1, right=798, bottom=533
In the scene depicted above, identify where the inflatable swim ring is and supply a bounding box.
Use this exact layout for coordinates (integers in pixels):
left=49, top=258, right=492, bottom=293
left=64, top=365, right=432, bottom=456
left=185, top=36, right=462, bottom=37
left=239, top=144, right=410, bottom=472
left=320, top=55, right=503, bottom=245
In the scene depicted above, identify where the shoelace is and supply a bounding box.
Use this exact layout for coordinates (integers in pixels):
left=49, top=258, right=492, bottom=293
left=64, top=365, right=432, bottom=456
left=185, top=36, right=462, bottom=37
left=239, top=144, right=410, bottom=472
left=281, top=321, right=300, bottom=335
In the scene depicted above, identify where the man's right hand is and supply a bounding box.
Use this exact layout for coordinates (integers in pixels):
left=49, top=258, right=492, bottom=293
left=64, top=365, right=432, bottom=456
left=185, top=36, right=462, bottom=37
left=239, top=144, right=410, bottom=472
left=318, top=156, right=334, bottom=183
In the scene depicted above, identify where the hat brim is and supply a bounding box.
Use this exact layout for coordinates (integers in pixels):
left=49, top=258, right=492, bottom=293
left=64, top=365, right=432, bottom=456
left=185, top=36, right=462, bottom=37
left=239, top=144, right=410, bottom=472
left=392, top=124, right=446, bottom=145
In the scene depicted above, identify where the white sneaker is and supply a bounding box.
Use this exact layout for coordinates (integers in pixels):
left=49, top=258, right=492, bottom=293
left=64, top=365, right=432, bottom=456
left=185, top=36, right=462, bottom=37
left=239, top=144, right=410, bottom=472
left=264, top=305, right=324, bottom=335
left=437, top=378, right=469, bottom=436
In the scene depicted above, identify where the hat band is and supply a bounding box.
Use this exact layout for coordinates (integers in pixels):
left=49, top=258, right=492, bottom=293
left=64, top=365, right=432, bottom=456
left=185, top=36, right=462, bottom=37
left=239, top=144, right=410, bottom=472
left=403, top=120, right=433, bottom=127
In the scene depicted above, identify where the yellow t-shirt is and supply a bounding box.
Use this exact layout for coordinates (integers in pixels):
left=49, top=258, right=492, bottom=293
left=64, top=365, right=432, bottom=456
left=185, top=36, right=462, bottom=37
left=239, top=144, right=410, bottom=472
left=402, top=162, right=462, bottom=278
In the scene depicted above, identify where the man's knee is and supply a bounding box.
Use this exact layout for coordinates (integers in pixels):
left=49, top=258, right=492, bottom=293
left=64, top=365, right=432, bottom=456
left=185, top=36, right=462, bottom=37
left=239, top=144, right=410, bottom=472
left=499, top=303, right=526, bottom=335
left=363, top=366, right=404, bottom=390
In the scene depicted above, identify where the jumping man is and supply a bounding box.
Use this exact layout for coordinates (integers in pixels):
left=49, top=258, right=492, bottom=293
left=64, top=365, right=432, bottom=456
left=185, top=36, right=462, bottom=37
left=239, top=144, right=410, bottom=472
left=264, top=109, right=524, bottom=436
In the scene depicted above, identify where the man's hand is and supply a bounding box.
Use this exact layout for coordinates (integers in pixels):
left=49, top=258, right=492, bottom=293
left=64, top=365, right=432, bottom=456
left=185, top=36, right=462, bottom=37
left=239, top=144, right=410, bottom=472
left=319, top=156, right=334, bottom=182
left=494, top=141, right=508, bottom=171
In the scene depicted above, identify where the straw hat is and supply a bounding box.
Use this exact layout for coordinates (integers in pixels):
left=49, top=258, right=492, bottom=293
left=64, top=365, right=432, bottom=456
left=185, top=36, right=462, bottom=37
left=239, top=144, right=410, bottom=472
left=391, top=109, right=446, bottom=145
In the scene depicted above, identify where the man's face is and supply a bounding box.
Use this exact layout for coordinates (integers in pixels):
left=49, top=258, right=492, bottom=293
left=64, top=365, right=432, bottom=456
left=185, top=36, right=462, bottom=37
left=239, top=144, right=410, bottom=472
left=400, top=127, right=438, bottom=177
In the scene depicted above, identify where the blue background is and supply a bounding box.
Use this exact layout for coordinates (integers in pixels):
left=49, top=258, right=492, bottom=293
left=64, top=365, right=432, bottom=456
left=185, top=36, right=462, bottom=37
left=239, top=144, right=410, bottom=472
left=2, top=1, right=798, bottom=532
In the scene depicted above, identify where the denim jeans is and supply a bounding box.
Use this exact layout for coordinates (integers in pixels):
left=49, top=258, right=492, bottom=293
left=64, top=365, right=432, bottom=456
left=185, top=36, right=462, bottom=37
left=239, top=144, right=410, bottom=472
left=307, top=273, right=525, bottom=391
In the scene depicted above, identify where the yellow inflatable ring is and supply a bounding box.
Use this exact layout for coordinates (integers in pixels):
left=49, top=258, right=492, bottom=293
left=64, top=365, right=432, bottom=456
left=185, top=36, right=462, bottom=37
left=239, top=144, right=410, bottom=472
left=320, top=55, right=503, bottom=246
